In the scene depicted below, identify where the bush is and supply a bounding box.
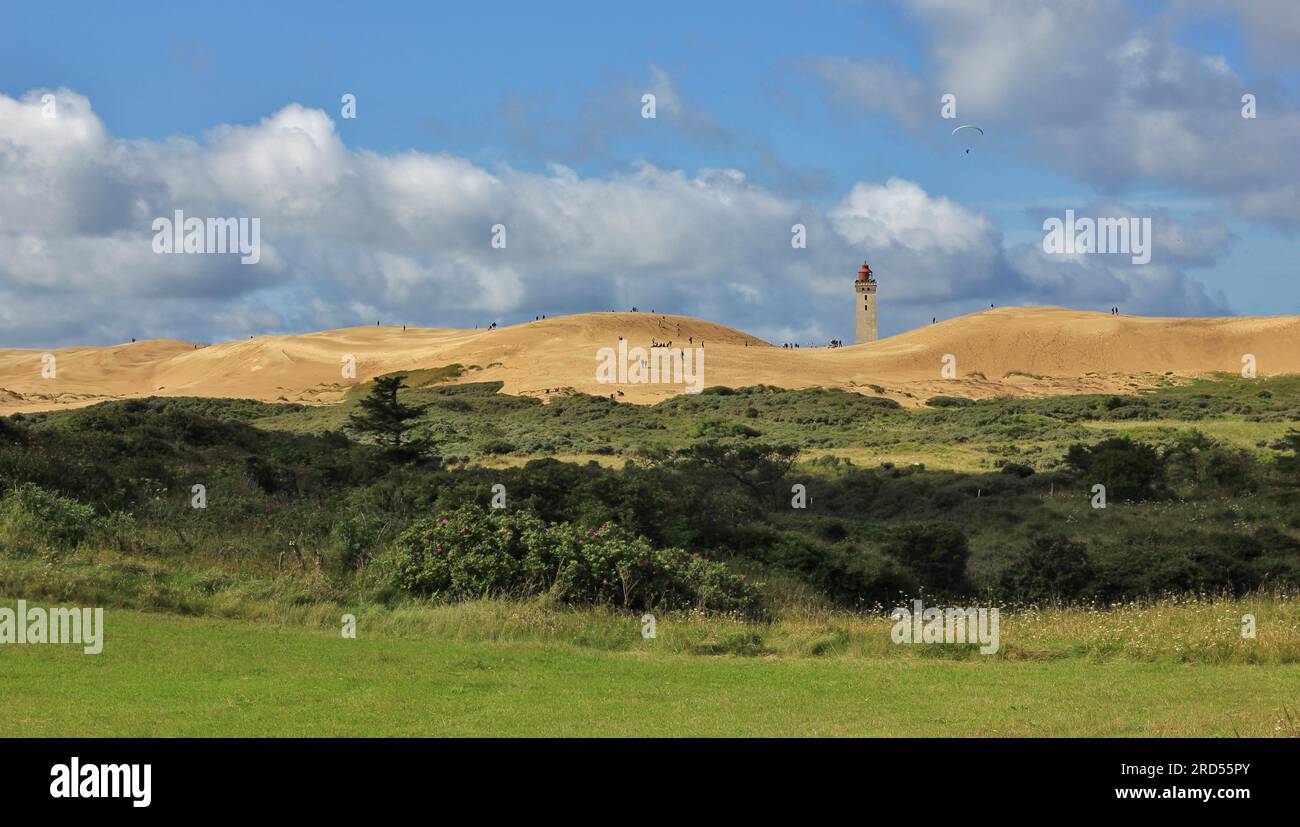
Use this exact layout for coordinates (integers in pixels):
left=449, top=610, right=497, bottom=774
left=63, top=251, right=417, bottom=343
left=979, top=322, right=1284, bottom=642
left=0, top=416, right=27, bottom=445
left=1065, top=437, right=1163, bottom=500
left=806, top=546, right=915, bottom=608
left=926, top=396, right=974, bottom=408
left=998, top=535, right=1093, bottom=604
left=1274, top=430, right=1300, bottom=484
left=882, top=523, right=971, bottom=596
left=388, top=504, right=759, bottom=614
left=0, top=482, right=97, bottom=554
left=330, top=512, right=385, bottom=571
left=1089, top=531, right=1269, bottom=599
left=478, top=439, right=514, bottom=455
left=1162, top=432, right=1258, bottom=495
left=96, top=510, right=141, bottom=555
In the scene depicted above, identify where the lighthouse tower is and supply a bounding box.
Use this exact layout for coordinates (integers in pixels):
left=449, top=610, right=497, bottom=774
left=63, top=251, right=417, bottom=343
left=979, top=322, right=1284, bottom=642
left=854, top=262, right=878, bottom=344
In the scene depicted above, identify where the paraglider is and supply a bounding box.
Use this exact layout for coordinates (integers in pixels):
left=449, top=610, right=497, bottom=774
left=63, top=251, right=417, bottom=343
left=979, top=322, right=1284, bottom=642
left=951, top=124, right=984, bottom=154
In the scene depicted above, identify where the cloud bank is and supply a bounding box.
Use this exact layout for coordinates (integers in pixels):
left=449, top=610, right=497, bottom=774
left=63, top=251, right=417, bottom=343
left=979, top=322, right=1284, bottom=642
left=0, top=87, right=1227, bottom=348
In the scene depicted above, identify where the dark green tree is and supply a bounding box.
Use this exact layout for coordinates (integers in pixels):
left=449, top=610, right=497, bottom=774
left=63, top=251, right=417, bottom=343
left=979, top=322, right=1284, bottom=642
left=346, top=374, right=426, bottom=452
left=1064, top=436, right=1163, bottom=500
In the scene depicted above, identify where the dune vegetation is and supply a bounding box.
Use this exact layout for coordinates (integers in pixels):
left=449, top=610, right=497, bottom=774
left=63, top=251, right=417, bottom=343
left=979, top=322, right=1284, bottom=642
left=3, top=367, right=1298, bottom=735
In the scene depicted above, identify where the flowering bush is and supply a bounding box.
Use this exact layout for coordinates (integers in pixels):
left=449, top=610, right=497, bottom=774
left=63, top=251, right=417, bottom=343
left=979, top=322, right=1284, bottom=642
left=390, top=504, right=759, bottom=614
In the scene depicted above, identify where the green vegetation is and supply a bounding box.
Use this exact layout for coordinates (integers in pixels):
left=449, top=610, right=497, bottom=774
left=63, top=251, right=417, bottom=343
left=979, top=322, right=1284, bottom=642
left=2, top=378, right=1298, bottom=615
left=4, top=600, right=1298, bottom=736
left=345, top=373, right=427, bottom=453
left=238, top=374, right=1300, bottom=471
left=0, top=482, right=96, bottom=552
left=390, top=504, right=757, bottom=614
left=3, top=377, right=1298, bottom=736
left=343, top=364, right=467, bottom=400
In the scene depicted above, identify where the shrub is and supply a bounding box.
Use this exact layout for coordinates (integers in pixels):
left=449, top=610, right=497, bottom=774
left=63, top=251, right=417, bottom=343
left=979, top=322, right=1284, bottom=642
left=0, top=417, right=27, bottom=445
left=807, top=546, right=915, bottom=608
left=388, top=504, right=759, bottom=614
left=1064, top=436, right=1163, bottom=500
left=0, top=482, right=97, bottom=554
left=1274, top=430, right=1300, bottom=484
left=926, top=396, right=974, bottom=408
left=330, top=512, right=385, bottom=571
left=998, top=535, right=1093, bottom=604
left=1162, top=431, right=1258, bottom=495
left=435, top=398, right=473, bottom=412
left=882, top=523, right=971, bottom=596
left=96, top=510, right=141, bottom=555
left=1200, top=445, right=1257, bottom=492
left=1089, top=530, right=1270, bottom=599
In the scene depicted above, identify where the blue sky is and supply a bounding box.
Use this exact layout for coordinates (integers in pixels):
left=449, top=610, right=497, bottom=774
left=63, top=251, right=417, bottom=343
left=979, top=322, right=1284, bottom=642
left=1, top=0, right=1297, bottom=347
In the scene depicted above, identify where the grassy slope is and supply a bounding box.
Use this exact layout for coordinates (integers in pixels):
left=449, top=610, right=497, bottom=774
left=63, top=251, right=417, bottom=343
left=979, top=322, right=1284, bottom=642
left=4, top=602, right=1298, bottom=737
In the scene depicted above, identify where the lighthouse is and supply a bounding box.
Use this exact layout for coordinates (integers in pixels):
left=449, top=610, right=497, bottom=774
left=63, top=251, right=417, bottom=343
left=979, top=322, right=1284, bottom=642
left=854, top=262, right=877, bottom=344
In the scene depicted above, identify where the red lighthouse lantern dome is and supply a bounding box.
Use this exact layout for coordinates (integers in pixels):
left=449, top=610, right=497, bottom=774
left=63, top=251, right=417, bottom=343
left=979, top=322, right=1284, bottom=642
left=857, top=262, right=873, bottom=282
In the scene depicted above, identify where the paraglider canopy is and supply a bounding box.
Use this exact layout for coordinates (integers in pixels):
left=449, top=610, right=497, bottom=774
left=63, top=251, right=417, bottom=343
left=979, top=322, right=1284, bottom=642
left=951, top=124, right=984, bottom=154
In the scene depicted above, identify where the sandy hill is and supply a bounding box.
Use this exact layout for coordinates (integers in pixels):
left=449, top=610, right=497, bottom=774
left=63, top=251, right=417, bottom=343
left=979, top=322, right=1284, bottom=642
left=1, top=307, right=1298, bottom=413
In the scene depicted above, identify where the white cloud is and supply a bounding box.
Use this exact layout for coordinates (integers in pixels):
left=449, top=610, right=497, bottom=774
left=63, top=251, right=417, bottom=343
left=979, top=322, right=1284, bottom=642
left=810, top=0, right=1300, bottom=226
left=0, top=87, right=1227, bottom=348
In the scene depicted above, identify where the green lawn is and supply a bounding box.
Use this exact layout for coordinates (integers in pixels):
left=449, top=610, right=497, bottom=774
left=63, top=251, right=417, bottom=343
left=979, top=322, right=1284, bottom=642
left=4, top=607, right=1296, bottom=737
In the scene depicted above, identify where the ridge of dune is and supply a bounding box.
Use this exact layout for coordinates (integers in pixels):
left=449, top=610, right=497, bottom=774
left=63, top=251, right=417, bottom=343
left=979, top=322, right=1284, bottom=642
left=1, top=307, right=1298, bottom=413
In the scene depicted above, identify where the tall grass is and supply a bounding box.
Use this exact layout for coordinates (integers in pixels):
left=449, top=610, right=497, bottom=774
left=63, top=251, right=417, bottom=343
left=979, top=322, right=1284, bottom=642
left=4, top=546, right=1295, bottom=664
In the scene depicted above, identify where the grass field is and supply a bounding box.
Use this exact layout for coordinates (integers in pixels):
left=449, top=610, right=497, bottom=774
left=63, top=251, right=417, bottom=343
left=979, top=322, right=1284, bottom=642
left=4, top=600, right=1298, bottom=737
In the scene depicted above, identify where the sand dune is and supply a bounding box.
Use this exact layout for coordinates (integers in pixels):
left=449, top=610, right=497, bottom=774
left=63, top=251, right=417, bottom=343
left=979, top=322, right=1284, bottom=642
left=2, top=307, right=1298, bottom=413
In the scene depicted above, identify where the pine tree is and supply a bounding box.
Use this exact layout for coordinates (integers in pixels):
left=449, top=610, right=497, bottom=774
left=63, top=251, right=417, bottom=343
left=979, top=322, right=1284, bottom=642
left=345, top=374, right=425, bottom=451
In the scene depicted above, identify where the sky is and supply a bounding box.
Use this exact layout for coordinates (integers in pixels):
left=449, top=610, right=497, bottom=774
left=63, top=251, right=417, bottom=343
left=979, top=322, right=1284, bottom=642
left=1, top=0, right=1298, bottom=348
